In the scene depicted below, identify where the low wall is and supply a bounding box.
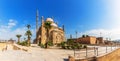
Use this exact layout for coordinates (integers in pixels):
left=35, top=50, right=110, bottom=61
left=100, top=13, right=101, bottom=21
left=96, top=48, right=120, bottom=61
left=0, top=43, right=6, bottom=50
left=13, top=44, right=28, bottom=52
left=69, top=48, right=120, bottom=61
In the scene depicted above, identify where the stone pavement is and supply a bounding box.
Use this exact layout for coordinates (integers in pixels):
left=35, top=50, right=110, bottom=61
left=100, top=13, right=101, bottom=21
left=0, top=44, right=74, bottom=61
left=0, top=44, right=118, bottom=61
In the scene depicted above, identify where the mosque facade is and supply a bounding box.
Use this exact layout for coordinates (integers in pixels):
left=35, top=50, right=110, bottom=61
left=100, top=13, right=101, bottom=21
left=35, top=10, right=65, bottom=45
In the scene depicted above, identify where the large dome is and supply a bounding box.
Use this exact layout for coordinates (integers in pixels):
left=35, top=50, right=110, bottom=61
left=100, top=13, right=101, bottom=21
left=51, top=23, right=58, bottom=27
left=46, top=18, right=54, bottom=22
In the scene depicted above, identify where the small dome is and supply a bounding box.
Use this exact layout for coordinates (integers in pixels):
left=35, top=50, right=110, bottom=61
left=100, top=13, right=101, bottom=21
left=46, top=18, right=54, bottom=22
left=51, top=23, right=58, bottom=27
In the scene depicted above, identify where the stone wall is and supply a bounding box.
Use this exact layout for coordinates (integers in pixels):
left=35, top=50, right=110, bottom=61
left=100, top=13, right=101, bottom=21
left=96, top=48, right=120, bottom=61
left=0, top=43, right=6, bottom=50
left=77, top=37, right=96, bottom=44
left=13, top=44, right=28, bottom=52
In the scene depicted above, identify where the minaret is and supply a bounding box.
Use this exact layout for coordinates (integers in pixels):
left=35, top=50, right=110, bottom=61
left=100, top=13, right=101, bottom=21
left=36, top=9, right=39, bottom=32
left=62, top=25, right=64, bottom=31
left=41, top=16, right=44, bottom=25
left=36, top=9, right=39, bottom=44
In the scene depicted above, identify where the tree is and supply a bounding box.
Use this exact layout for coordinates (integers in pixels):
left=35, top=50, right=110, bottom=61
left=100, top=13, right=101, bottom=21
left=25, top=24, right=32, bottom=46
left=16, top=34, right=22, bottom=43
left=67, top=39, right=74, bottom=46
left=82, top=35, right=86, bottom=38
left=26, top=24, right=31, bottom=29
left=86, top=35, right=89, bottom=37
left=44, top=21, right=51, bottom=48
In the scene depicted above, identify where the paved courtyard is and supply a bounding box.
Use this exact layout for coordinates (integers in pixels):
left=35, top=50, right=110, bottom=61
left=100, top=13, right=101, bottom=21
left=0, top=44, right=118, bottom=61
left=0, top=44, right=74, bottom=61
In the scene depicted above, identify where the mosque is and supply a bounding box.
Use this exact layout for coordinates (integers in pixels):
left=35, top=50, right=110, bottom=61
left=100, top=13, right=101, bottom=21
left=34, top=10, right=65, bottom=45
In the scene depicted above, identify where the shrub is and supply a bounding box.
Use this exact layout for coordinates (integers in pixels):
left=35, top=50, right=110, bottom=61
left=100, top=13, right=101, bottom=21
left=60, top=42, right=67, bottom=49
left=83, top=45, right=87, bottom=48
left=67, top=39, right=74, bottom=45
left=39, top=44, right=45, bottom=48
left=57, top=43, right=61, bottom=47
left=17, top=42, right=20, bottom=44
left=47, top=41, right=53, bottom=46
left=67, top=46, right=70, bottom=49
left=60, top=41, right=87, bottom=49
left=38, top=42, right=41, bottom=46
left=78, top=44, right=83, bottom=49
left=71, top=45, right=77, bottom=49
left=18, top=41, right=28, bottom=46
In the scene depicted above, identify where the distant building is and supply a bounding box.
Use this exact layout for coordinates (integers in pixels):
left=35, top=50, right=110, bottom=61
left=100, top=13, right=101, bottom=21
left=104, top=40, right=114, bottom=45
left=76, top=36, right=105, bottom=44
left=96, top=37, right=104, bottom=44
left=77, top=36, right=97, bottom=44
left=8, top=38, right=15, bottom=44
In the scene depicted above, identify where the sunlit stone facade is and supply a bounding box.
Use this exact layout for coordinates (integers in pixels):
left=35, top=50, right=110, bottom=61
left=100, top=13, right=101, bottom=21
left=36, top=17, right=65, bottom=45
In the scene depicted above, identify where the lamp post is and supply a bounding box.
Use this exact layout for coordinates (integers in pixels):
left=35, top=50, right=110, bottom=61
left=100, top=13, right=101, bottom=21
left=76, top=31, right=78, bottom=40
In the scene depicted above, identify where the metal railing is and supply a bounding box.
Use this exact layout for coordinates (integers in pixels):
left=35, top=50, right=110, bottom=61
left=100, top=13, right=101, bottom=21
left=74, top=44, right=120, bottom=59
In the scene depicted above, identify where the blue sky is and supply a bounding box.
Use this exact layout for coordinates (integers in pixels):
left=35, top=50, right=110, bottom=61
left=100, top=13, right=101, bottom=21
left=0, top=0, right=120, bottom=41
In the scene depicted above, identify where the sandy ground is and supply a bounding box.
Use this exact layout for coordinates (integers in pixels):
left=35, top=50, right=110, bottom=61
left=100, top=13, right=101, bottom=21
left=0, top=43, right=118, bottom=61
left=0, top=44, right=74, bottom=61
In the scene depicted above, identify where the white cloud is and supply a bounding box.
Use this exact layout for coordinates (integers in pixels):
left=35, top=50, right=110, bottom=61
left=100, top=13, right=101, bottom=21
left=0, top=19, right=35, bottom=42
left=80, top=0, right=120, bottom=40
left=101, top=0, right=120, bottom=28
left=0, top=28, right=26, bottom=40
left=82, top=28, right=120, bottom=40
left=0, top=19, right=25, bottom=40
left=8, top=19, right=17, bottom=28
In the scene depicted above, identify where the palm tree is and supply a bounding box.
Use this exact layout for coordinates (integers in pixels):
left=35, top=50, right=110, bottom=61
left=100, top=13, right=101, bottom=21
left=26, top=24, right=31, bottom=29
left=44, top=21, right=51, bottom=48
left=16, top=34, right=22, bottom=43
left=25, top=24, right=32, bottom=46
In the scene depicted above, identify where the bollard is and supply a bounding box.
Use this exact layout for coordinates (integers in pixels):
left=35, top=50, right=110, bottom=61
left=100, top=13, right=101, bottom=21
left=96, top=47, right=98, bottom=56
left=94, top=47, right=96, bottom=56
left=106, top=46, right=107, bottom=53
left=74, top=49, right=75, bottom=57
left=86, top=47, right=87, bottom=58
left=111, top=44, right=112, bottom=51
